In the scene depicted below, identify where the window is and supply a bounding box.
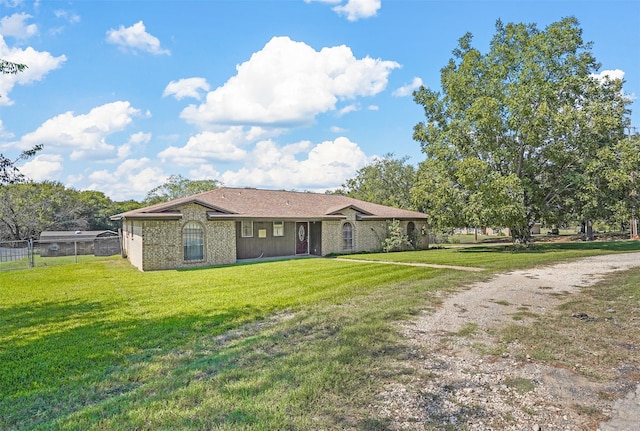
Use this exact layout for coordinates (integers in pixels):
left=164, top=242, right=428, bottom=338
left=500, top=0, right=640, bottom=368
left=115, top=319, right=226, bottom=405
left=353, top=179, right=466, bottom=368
left=183, top=222, right=204, bottom=261
left=241, top=220, right=253, bottom=237
left=273, top=221, right=284, bottom=237
left=342, top=222, right=354, bottom=250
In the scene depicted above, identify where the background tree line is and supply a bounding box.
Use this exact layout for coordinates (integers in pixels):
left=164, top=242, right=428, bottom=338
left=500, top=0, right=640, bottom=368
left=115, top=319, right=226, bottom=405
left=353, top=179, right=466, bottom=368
left=0, top=175, right=219, bottom=241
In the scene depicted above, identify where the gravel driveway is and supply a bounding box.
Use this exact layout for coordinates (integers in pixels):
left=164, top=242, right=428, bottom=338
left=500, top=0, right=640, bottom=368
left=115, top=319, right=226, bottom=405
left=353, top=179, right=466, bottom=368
left=374, top=252, right=640, bottom=431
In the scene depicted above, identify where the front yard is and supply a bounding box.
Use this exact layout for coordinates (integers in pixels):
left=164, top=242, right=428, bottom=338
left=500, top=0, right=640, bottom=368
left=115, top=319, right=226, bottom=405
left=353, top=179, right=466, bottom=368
left=1, top=241, right=639, bottom=430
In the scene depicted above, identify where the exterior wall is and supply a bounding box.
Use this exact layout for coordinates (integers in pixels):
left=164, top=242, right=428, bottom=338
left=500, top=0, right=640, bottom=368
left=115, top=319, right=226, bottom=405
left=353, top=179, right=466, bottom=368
left=122, top=220, right=144, bottom=271
left=321, top=220, right=343, bottom=255
left=309, top=221, right=322, bottom=255
left=121, top=202, right=428, bottom=270
left=322, top=212, right=429, bottom=256
left=236, top=220, right=296, bottom=259
left=404, top=219, right=430, bottom=250
left=123, top=203, right=236, bottom=271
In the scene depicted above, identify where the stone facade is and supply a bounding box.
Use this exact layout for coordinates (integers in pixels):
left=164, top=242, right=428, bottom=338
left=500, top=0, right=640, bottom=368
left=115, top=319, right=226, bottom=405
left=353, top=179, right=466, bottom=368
left=121, top=204, right=236, bottom=271
left=321, top=208, right=429, bottom=255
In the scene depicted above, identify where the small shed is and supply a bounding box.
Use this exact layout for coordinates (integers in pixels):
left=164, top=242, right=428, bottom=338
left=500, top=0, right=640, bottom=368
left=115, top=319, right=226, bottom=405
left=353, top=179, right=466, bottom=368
left=39, top=230, right=120, bottom=257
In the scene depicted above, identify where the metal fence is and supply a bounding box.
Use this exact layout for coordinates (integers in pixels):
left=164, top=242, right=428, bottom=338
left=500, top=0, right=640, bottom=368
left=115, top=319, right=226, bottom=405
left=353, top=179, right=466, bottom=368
left=0, top=237, right=121, bottom=272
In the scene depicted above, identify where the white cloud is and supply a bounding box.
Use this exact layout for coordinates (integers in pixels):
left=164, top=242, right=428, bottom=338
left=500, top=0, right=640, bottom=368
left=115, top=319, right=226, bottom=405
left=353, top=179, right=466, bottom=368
left=220, top=136, right=368, bottom=190
left=20, top=154, right=64, bottom=181
left=338, top=103, right=359, bottom=116
left=0, top=0, right=24, bottom=7
left=330, top=125, right=347, bottom=133
left=128, top=131, right=152, bottom=145
left=180, top=36, right=399, bottom=127
left=306, top=0, right=381, bottom=21
left=0, top=13, right=37, bottom=38
left=590, top=69, right=635, bottom=101
left=106, top=20, right=170, bottom=55
left=158, top=127, right=251, bottom=165
left=116, top=145, right=132, bottom=160
left=334, top=0, right=381, bottom=21
left=14, top=101, right=140, bottom=160
left=189, top=164, right=221, bottom=181
left=109, top=132, right=151, bottom=161
left=0, top=120, right=14, bottom=139
left=87, top=157, right=167, bottom=201
left=163, top=77, right=210, bottom=100
left=392, top=77, right=423, bottom=97
left=54, top=9, right=81, bottom=24
left=0, top=35, right=67, bottom=105
left=591, top=69, right=624, bottom=82
left=367, top=104, right=379, bottom=111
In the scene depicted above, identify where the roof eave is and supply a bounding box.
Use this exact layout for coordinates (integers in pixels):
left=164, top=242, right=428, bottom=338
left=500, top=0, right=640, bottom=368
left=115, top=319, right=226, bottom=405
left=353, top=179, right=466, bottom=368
left=113, top=213, right=183, bottom=221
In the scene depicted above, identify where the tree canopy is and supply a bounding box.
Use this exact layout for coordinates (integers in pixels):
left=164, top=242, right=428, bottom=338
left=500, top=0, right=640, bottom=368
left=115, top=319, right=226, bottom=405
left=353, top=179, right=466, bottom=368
left=1, top=59, right=41, bottom=185
left=412, top=17, right=630, bottom=241
left=335, top=153, right=416, bottom=209
left=143, top=174, right=221, bottom=205
left=0, top=181, right=140, bottom=240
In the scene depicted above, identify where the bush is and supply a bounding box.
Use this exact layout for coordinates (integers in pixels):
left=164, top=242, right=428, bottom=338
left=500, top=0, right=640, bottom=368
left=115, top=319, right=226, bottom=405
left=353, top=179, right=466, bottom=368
left=381, top=219, right=412, bottom=252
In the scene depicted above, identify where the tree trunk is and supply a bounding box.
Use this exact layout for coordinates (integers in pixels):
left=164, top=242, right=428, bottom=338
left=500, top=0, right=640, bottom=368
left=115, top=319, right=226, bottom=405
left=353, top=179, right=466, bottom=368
left=583, top=219, right=594, bottom=241
left=510, top=224, right=532, bottom=244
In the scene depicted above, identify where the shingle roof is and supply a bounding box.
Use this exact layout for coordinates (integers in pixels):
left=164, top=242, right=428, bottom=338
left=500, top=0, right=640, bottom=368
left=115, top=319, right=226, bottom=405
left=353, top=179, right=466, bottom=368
left=112, top=187, right=428, bottom=221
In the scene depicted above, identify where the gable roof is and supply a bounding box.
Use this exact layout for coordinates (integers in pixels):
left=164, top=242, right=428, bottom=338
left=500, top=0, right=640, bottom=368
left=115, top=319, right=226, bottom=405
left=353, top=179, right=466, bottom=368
left=111, top=187, right=428, bottom=221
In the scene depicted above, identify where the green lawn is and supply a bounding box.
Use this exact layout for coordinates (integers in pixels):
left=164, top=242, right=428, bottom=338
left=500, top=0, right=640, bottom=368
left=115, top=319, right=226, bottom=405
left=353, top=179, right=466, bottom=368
left=1, top=241, right=639, bottom=430
left=339, top=240, right=640, bottom=271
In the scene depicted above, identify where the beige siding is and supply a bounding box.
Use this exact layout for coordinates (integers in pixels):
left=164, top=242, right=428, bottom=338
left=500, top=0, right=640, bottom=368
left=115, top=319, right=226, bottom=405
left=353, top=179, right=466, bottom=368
left=123, top=220, right=144, bottom=271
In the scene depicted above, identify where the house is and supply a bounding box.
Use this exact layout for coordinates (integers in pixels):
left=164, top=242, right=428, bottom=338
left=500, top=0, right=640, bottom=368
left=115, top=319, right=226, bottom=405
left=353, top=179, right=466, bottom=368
left=39, top=230, right=120, bottom=257
left=110, top=187, right=429, bottom=271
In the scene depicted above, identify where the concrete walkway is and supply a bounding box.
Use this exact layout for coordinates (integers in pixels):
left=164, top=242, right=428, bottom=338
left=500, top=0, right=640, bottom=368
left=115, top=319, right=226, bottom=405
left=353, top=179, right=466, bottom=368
left=334, top=257, right=484, bottom=272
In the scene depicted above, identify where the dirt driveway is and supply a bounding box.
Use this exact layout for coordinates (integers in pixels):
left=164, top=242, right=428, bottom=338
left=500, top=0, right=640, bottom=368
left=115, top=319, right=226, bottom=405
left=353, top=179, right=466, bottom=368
left=375, top=252, right=640, bottom=430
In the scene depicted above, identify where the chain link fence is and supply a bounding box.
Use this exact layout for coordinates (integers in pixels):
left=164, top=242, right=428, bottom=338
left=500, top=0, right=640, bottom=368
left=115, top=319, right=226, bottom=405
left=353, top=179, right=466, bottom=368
left=0, top=236, right=121, bottom=272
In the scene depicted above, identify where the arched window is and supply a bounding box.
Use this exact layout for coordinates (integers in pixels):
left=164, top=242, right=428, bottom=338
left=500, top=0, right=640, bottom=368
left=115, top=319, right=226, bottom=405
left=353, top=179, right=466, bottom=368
left=183, top=222, right=204, bottom=261
left=407, top=222, right=416, bottom=247
left=342, top=222, right=354, bottom=250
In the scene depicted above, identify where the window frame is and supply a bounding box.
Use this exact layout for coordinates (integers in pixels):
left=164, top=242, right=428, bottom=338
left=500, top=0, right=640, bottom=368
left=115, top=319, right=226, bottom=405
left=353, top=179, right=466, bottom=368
left=342, top=222, right=354, bottom=251
left=273, top=221, right=284, bottom=237
left=241, top=220, right=254, bottom=238
left=183, top=221, right=204, bottom=262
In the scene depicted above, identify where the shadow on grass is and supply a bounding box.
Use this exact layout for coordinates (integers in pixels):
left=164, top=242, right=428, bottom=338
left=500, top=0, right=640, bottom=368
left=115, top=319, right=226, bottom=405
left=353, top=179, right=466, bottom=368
left=0, top=302, right=266, bottom=431
left=0, top=293, right=419, bottom=430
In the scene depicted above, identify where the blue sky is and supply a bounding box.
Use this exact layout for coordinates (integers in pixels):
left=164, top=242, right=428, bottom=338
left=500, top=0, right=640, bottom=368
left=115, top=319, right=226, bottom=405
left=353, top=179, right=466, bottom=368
left=1, top=0, right=638, bottom=201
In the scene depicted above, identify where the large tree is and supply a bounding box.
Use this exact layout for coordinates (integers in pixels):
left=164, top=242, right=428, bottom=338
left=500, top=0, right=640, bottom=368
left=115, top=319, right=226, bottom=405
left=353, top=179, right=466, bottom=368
left=412, top=17, right=629, bottom=242
left=143, top=174, right=221, bottom=205
left=335, top=153, right=416, bottom=209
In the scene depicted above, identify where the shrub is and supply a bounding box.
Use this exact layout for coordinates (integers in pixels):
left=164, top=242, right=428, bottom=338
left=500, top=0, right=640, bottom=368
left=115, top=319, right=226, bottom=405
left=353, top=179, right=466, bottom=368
left=381, top=219, right=412, bottom=252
